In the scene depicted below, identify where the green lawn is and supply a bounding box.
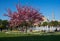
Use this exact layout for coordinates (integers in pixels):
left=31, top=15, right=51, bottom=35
left=0, top=31, right=60, bottom=41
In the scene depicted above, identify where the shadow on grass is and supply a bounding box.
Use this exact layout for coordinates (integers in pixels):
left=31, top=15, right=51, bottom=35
left=0, top=35, right=60, bottom=41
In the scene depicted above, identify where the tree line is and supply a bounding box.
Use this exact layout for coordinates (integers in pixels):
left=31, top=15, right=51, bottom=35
left=0, top=19, right=60, bottom=31
left=41, top=21, right=60, bottom=27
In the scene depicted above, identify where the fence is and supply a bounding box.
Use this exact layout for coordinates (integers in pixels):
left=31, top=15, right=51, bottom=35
left=28, top=26, right=60, bottom=32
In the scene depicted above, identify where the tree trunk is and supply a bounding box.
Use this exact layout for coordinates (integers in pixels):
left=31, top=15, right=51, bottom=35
left=25, top=26, right=27, bottom=33
left=10, top=27, right=12, bottom=31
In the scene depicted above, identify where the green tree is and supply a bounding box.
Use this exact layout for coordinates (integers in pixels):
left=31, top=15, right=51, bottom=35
left=49, top=21, right=58, bottom=26
left=42, top=22, right=48, bottom=26
left=58, top=22, right=60, bottom=26
left=0, top=19, right=2, bottom=25
left=0, top=19, right=8, bottom=31
left=0, top=24, right=4, bottom=31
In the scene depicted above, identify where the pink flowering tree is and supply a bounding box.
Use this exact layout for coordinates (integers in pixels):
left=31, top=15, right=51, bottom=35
left=4, top=4, right=44, bottom=32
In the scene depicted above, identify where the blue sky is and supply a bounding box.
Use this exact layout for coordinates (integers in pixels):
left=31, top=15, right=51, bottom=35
left=0, top=0, right=60, bottom=21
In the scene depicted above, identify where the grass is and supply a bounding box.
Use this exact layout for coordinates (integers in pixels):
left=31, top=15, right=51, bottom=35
left=0, top=31, right=60, bottom=41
